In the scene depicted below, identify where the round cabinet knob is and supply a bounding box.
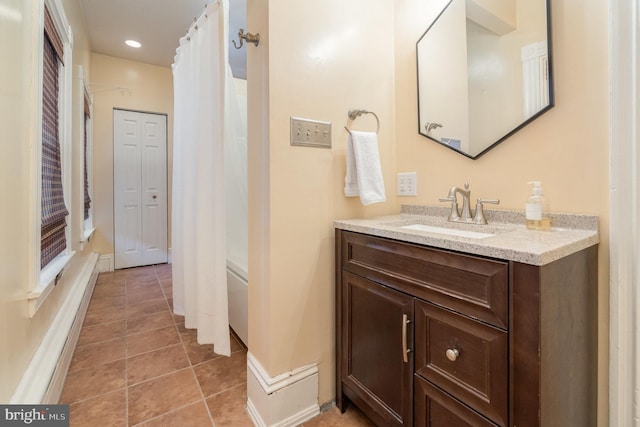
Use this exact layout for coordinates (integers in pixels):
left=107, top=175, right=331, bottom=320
left=152, top=195, right=157, bottom=199
left=446, top=348, right=460, bottom=362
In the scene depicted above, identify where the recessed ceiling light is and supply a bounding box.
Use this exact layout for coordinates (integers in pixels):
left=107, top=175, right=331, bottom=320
left=125, top=39, right=142, bottom=48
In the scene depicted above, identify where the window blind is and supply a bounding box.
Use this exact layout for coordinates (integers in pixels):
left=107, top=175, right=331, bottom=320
left=83, top=111, right=91, bottom=220
left=44, top=6, right=64, bottom=65
left=41, top=30, right=68, bottom=268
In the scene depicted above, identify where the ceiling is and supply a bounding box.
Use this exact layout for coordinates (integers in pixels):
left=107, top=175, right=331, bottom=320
left=79, top=0, right=247, bottom=78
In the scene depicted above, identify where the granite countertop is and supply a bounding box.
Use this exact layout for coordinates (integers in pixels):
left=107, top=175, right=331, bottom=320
left=334, top=205, right=599, bottom=266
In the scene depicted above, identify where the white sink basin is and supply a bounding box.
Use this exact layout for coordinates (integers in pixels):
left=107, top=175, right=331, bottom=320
left=400, top=223, right=495, bottom=239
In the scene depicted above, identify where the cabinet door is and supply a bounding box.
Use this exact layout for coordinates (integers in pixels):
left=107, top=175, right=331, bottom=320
left=414, top=375, right=498, bottom=427
left=342, top=271, right=414, bottom=426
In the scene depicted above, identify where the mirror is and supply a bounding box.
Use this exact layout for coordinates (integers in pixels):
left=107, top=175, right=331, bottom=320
left=417, top=0, right=553, bottom=159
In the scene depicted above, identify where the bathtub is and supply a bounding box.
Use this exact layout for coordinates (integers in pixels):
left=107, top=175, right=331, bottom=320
left=225, top=79, right=248, bottom=347
left=227, top=258, right=248, bottom=346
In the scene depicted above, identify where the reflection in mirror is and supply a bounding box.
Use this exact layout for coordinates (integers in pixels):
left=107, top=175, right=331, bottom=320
left=417, top=0, right=553, bottom=159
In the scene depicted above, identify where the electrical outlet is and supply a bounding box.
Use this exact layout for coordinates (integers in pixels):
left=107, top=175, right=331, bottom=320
left=290, top=117, right=331, bottom=148
left=397, top=172, right=417, bottom=196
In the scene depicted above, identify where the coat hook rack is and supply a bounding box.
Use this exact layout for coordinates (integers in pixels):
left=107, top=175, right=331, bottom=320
left=233, top=29, right=260, bottom=49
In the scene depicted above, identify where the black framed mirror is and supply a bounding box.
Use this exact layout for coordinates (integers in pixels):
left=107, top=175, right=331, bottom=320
left=417, top=0, right=553, bottom=159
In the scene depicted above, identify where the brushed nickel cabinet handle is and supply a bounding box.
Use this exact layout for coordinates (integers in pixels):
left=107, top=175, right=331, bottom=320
left=402, top=314, right=411, bottom=363
left=446, top=348, right=460, bottom=362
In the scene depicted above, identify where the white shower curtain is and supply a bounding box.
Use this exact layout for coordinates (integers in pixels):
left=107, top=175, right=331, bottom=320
left=171, top=0, right=234, bottom=356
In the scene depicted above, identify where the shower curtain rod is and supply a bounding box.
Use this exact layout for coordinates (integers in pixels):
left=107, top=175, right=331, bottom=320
left=184, top=2, right=212, bottom=36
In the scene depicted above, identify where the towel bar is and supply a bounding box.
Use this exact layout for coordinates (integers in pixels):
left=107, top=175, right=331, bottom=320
left=345, top=109, right=380, bottom=134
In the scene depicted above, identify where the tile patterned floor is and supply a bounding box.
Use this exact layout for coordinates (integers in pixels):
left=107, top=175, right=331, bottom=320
left=61, top=264, right=374, bottom=426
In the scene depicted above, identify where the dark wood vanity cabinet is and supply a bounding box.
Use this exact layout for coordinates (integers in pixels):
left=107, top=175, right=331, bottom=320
left=335, top=229, right=597, bottom=427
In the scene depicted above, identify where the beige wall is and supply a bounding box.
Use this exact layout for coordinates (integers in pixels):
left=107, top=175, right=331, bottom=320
left=247, top=0, right=397, bottom=403
left=0, top=0, right=94, bottom=401
left=396, top=0, right=610, bottom=424
left=90, top=54, right=173, bottom=255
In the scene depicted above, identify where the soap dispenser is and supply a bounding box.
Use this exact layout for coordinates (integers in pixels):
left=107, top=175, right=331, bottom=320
left=526, top=181, right=550, bottom=230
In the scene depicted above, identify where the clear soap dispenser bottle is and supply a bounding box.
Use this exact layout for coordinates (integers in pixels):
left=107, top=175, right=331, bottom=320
left=526, top=181, right=550, bottom=230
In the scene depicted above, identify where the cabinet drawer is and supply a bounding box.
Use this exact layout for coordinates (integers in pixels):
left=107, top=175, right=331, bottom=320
left=414, top=375, right=499, bottom=427
left=414, top=300, right=507, bottom=426
left=341, top=231, right=508, bottom=329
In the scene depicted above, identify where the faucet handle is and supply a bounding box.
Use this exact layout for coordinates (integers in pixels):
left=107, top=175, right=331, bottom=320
left=439, top=196, right=460, bottom=221
left=479, top=198, right=500, bottom=205
left=473, top=198, right=500, bottom=224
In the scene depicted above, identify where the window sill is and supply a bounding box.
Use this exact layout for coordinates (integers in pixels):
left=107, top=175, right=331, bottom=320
left=82, top=227, right=95, bottom=242
left=28, top=251, right=76, bottom=317
left=79, top=227, right=95, bottom=251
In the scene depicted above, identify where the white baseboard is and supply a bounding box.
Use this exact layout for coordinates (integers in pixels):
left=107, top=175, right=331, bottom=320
left=246, top=352, right=319, bottom=427
left=97, top=253, right=114, bottom=272
left=11, top=252, right=99, bottom=404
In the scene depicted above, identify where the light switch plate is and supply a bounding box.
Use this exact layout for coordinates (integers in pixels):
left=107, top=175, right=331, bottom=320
left=397, top=172, right=417, bottom=196
left=290, top=117, right=332, bottom=148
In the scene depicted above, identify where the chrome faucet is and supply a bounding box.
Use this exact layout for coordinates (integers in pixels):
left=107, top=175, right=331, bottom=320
left=439, top=183, right=500, bottom=224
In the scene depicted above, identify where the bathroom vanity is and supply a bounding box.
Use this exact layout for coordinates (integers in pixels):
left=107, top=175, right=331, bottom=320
left=334, top=206, right=598, bottom=427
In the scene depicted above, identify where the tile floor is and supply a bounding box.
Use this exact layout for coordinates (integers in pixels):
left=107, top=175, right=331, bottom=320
left=60, top=264, right=375, bottom=426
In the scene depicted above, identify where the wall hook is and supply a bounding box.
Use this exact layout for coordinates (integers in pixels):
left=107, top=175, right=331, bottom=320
left=233, top=29, right=260, bottom=49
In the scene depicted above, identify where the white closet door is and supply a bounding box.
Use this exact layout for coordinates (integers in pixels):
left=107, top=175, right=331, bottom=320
left=114, top=109, right=168, bottom=269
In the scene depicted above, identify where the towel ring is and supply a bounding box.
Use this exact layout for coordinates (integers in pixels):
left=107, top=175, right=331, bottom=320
left=344, top=109, right=380, bottom=134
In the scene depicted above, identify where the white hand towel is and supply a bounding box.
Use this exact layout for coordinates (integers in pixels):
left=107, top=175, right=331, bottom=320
left=344, top=130, right=386, bottom=205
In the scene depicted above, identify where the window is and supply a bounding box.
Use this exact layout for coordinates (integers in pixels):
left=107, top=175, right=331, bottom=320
left=29, top=1, right=74, bottom=316
left=40, top=6, right=68, bottom=269
left=78, top=65, right=94, bottom=241
left=83, top=94, right=91, bottom=222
